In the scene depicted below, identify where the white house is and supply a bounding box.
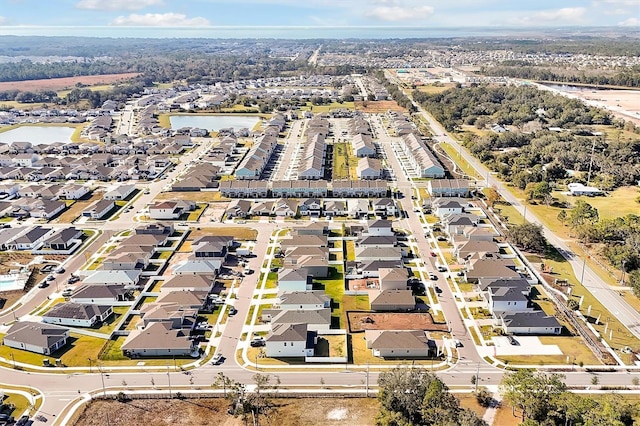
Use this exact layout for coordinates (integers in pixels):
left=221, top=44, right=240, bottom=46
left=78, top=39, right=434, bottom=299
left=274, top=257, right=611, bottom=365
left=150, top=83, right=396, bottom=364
left=277, top=268, right=311, bottom=292
left=567, top=182, right=602, bottom=197
left=278, top=291, right=331, bottom=310
left=43, top=303, right=113, bottom=328
left=103, top=184, right=136, bottom=200
left=3, top=321, right=69, bottom=355
left=265, top=323, right=315, bottom=358
left=366, top=219, right=394, bottom=236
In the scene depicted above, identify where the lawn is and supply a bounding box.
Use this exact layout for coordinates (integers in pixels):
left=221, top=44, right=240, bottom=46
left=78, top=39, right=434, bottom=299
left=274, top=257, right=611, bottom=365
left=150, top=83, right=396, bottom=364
left=0, top=333, right=106, bottom=368
left=416, top=83, right=456, bottom=94
left=93, top=306, right=129, bottom=335
left=188, top=226, right=257, bottom=241
left=156, top=191, right=228, bottom=203
left=438, top=142, right=483, bottom=180
left=313, top=266, right=345, bottom=328
left=303, top=101, right=355, bottom=113
left=496, top=336, right=602, bottom=366
left=265, top=272, right=278, bottom=289
left=333, top=143, right=350, bottom=180
left=97, top=336, right=193, bottom=367
left=345, top=241, right=356, bottom=261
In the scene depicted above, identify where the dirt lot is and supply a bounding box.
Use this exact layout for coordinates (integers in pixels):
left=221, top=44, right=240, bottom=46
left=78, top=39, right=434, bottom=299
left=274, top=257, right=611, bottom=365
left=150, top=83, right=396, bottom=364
left=73, top=397, right=380, bottom=426
left=0, top=73, right=140, bottom=92
left=354, top=100, right=406, bottom=113
left=347, top=312, right=448, bottom=333
left=0, top=253, right=65, bottom=309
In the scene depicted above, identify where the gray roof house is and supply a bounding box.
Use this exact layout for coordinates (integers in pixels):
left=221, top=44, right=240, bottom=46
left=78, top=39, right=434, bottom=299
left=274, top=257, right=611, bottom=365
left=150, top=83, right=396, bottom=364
left=3, top=321, right=69, bottom=355
left=368, top=330, right=437, bottom=359
left=265, top=323, right=315, bottom=358
left=122, top=322, right=195, bottom=357
left=370, top=290, right=415, bottom=312
left=500, top=311, right=562, bottom=335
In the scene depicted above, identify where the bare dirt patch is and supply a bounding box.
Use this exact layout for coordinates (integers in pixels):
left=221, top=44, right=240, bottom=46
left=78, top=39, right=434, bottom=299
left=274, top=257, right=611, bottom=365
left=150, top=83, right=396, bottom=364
left=354, top=100, right=406, bottom=113
left=347, top=312, right=448, bottom=333
left=72, top=397, right=379, bottom=426
left=0, top=73, right=140, bottom=92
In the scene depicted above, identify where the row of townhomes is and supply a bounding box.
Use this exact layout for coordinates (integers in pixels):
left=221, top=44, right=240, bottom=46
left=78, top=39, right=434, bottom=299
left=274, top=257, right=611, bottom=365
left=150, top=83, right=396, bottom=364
left=224, top=197, right=399, bottom=219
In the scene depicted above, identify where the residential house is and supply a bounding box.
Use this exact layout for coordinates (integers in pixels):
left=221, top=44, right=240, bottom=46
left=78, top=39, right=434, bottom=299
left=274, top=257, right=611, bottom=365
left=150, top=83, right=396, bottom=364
left=348, top=199, right=370, bottom=219
left=500, top=311, right=562, bottom=335
left=455, top=240, right=501, bottom=262
left=355, top=246, right=403, bottom=262
left=323, top=200, right=348, bottom=217
left=280, top=235, right=328, bottom=249
left=156, top=290, right=210, bottom=311
left=41, top=227, right=83, bottom=251
left=299, top=198, right=322, bottom=217
left=277, top=268, right=312, bottom=292
left=3, top=321, right=69, bottom=355
left=173, top=259, right=221, bottom=275
left=159, top=274, right=215, bottom=292
left=273, top=198, right=298, bottom=217
left=370, top=290, right=415, bottom=311
left=352, top=133, right=376, bottom=157
left=250, top=200, right=275, bottom=216
left=357, top=157, right=382, bottom=180
left=278, top=291, right=331, bottom=310
left=70, top=284, right=134, bottom=304
left=465, top=258, right=521, bottom=283
left=83, top=270, right=142, bottom=286
left=378, top=268, right=409, bottom=291
left=148, top=200, right=195, bottom=220
left=368, top=330, right=437, bottom=358
left=366, top=219, right=394, bottom=236
left=427, top=179, right=471, bottom=198
left=139, top=302, right=198, bottom=330
left=372, top=198, right=397, bottom=217
left=269, top=308, right=331, bottom=332
left=83, top=199, right=114, bottom=220
left=122, top=322, right=195, bottom=357
left=265, top=323, right=315, bottom=358
left=103, top=184, right=136, bottom=200
left=42, top=303, right=113, bottom=328
left=225, top=199, right=252, bottom=219
left=9, top=226, right=55, bottom=250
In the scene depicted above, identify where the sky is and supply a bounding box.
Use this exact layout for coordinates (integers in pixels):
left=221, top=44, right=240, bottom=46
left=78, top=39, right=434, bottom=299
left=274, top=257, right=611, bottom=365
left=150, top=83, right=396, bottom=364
left=0, top=0, right=638, bottom=30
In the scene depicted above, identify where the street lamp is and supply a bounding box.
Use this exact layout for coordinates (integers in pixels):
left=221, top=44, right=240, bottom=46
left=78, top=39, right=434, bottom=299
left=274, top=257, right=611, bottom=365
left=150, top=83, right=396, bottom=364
left=88, top=357, right=92, bottom=373
left=167, top=365, right=172, bottom=398
left=10, top=352, right=16, bottom=369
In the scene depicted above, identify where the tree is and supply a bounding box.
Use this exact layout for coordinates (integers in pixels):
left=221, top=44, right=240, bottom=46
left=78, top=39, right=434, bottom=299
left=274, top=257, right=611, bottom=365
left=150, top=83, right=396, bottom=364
left=500, top=369, right=566, bottom=422
left=484, top=187, right=500, bottom=209
left=213, top=372, right=233, bottom=397
left=377, top=367, right=486, bottom=426
left=629, top=269, right=640, bottom=298
left=569, top=200, right=599, bottom=229
left=525, top=181, right=551, bottom=202
left=557, top=209, right=567, bottom=226
left=507, top=222, right=547, bottom=253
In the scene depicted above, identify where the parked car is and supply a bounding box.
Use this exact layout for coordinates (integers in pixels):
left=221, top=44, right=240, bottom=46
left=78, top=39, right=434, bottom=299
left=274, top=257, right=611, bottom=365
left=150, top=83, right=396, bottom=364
left=229, top=307, right=238, bottom=316
left=454, top=339, right=463, bottom=348
left=38, top=282, right=49, bottom=288
left=55, top=266, right=65, bottom=274
left=250, top=337, right=266, bottom=347
left=46, top=275, right=55, bottom=281
left=62, top=289, right=74, bottom=297
left=434, top=286, right=442, bottom=294
left=211, top=353, right=223, bottom=365
left=429, top=273, right=438, bottom=280
left=244, top=269, right=254, bottom=275
left=507, top=335, right=519, bottom=345
left=67, top=275, right=80, bottom=284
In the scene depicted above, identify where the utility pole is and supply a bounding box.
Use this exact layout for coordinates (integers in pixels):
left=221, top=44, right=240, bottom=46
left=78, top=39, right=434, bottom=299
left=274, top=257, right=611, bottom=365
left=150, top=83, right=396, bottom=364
left=167, top=366, right=172, bottom=398
left=366, top=363, right=370, bottom=398
left=98, top=364, right=106, bottom=398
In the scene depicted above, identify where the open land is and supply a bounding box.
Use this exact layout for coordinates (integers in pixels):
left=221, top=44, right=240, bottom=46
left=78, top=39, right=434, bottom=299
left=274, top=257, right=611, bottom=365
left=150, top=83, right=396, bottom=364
left=347, top=312, right=448, bottom=333
left=0, top=73, right=141, bottom=92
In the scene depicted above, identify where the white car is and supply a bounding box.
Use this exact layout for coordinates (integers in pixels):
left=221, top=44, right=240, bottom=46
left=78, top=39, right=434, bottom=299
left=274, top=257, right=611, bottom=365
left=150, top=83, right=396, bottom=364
left=211, top=353, right=223, bottom=365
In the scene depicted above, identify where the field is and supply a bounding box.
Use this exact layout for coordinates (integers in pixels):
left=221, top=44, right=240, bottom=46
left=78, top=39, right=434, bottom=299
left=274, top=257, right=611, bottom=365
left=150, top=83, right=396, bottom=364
left=0, top=73, right=140, bottom=92
left=347, top=312, right=448, bottom=333
left=354, top=100, right=405, bottom=113
left=554, top=87, right=640, bottom=125
left=73, top=397, right=380, bottom=426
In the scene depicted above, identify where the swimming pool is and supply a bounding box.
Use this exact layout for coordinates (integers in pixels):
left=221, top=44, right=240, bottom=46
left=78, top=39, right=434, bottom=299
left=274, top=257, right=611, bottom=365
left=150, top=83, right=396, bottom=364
left=0, top=274, right=28, bottom=292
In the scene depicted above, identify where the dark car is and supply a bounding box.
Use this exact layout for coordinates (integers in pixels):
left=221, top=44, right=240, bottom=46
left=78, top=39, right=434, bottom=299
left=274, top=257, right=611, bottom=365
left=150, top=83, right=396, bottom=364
left=434, top=286, right=442, bottom=294
left=229, top=307, right=238, bottom=316
left=38, top=282, right=49, bottom=288
left=507, top=335, right=519, bottom=345
left=244, top=269, right=254, bottom=275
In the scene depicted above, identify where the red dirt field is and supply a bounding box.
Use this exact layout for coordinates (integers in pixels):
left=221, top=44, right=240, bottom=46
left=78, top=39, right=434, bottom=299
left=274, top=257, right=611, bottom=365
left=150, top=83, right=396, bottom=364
left=347, top=312, right=448, bottom=333
left=354, top=100, right=406, bottom=113
left=0, top=73, right=141, bottom=92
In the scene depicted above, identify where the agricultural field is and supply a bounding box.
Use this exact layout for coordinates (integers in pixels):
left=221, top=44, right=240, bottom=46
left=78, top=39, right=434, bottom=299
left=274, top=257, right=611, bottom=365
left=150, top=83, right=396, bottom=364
left=0, top=73, right=140, bottom=92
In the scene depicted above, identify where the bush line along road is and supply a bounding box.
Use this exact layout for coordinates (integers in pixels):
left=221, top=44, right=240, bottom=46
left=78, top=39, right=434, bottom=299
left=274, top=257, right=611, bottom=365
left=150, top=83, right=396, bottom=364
left=1, top=81, right=639, bottom=425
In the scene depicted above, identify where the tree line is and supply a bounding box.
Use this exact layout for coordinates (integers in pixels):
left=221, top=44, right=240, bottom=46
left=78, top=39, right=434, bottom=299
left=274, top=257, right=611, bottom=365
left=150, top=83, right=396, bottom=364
left=480, top=63, right=640, bottom=88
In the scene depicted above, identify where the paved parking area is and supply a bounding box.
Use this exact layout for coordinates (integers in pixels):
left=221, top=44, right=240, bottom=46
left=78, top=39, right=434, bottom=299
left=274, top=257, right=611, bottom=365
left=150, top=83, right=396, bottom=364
left=489, top=336, right=562, bottom=356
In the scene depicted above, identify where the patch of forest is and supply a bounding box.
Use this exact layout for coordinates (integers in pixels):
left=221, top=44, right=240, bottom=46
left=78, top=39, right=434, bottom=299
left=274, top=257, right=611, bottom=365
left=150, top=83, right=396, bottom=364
left=412, top=84, right=640, bottom=189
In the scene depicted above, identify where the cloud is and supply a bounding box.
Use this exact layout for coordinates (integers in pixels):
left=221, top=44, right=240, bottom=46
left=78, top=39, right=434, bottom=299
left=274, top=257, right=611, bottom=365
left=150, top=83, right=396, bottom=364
left=618, top=17, right=640, bottom=26
left=365, top=4, right=435, bottom=22
left=110, top=13, right=210, bottom=26
left=77, top=0, right=163, bottom=11
left=512, top=7, right=587, bottom=25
